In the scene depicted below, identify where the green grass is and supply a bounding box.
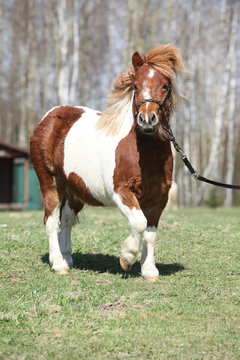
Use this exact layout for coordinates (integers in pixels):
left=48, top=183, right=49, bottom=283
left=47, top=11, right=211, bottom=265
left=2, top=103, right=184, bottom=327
left=0, top=207, right=240, bottom=359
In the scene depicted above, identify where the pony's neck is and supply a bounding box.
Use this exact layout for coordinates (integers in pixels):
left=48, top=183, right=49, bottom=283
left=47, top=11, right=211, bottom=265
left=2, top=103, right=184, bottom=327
left=136, top=126, right=172, bottom=160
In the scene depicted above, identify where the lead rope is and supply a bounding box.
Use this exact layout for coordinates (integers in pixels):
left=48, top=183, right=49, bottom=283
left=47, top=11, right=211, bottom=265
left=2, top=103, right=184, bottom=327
left=135, top=87, right=240, bottom=190
left=163, top=124, right=240, bottom=190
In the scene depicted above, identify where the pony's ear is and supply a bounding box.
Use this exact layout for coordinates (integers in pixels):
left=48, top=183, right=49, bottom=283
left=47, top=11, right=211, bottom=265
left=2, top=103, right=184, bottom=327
left=132, top=52, right=143, bottom=70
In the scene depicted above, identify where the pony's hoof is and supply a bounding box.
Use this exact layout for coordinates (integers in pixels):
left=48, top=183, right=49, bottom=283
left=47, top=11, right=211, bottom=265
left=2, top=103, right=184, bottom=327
left=120, top=258, right=132, bottom=272
left=55, top=269, right=69, bottom=275
left=145, top=276, right=158, bottom=282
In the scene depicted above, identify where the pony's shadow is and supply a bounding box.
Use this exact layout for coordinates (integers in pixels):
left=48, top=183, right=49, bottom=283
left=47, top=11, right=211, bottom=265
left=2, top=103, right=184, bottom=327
left=41, top=252, right=185, bottom=278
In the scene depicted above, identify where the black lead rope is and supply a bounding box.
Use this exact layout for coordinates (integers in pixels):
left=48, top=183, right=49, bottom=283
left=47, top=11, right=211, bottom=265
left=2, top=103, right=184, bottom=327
left=163, top=125, right=240, bottom=190
left=135, top=87, right=240, bottom=190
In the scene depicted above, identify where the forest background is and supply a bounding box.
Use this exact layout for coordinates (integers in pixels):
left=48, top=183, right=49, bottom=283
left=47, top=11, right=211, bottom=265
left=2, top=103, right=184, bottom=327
left=0, top=0, right=239, bottom=207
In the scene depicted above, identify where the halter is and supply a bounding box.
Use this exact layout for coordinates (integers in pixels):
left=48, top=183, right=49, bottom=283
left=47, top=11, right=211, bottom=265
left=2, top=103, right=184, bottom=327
left=135, top=84, right=172, bottom=122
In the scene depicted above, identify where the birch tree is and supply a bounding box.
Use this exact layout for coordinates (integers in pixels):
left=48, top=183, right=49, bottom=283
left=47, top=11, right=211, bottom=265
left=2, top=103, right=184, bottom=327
left=38, top=0, right=52, bottom=118
left=58, top=0, right=69, bottom=104
left=196, top=0, right=232, bottom=205
left=225, top=7, right=238, bottom=206
left=107, top=1, right=115, bottom=89
left=69, top=0, right=80, bottom=104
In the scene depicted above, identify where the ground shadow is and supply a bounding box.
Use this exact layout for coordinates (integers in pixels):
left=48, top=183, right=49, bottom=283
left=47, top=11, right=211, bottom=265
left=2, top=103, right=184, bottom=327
left=41, top=252, right=185, bottom=278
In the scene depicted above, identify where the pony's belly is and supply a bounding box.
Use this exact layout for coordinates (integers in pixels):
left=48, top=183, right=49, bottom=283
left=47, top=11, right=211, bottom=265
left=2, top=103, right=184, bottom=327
left=66, top=172, right=114, bottom=206
left=64, top=149, right=115, bottom=206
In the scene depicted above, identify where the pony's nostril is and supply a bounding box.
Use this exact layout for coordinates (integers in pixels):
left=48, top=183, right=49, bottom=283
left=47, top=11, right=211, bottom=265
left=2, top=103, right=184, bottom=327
left=137, top=113, right=145, bottom=126
left=149, top=113, right=158, bottom=126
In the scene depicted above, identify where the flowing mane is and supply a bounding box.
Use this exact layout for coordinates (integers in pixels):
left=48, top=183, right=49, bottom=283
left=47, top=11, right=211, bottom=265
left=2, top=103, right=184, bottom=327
left=96, top=72, right=134, bottom=136
left=97, top=44, right=184, bottom=136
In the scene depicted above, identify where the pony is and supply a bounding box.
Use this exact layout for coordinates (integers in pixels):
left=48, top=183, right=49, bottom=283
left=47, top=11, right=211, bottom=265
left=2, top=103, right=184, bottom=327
left=30, top=44, right=184, bottom=282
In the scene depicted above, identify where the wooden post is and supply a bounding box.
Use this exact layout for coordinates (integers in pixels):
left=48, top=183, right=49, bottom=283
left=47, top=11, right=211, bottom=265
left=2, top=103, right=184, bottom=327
left=24, top=158, right=29, bottom=209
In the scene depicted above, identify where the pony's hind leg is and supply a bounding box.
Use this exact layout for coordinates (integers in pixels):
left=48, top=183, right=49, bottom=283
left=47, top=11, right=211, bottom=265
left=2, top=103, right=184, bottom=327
left=46, top=202, right=69, bottom=274
left=58, top=200, right=79, bottom=270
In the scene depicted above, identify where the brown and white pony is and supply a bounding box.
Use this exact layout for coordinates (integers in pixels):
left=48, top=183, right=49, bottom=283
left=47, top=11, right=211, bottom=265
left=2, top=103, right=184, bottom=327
left=30, top=44, right=184, bottom=281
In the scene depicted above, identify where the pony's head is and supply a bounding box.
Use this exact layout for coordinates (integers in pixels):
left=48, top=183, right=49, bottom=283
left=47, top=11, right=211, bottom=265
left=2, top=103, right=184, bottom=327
left=131, top=45, right=184, bottom=136
left=97, top=44, right=184, bottom=137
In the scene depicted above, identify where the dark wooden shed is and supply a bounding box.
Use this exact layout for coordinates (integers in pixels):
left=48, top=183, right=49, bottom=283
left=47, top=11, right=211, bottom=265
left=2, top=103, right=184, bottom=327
left=0, top=140, right=30, bottom=210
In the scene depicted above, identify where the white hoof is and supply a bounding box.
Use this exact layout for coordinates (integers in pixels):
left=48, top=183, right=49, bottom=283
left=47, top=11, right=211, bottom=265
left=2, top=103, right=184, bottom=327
left=55, top=269, right=69, bottom=275
left=50, top=255, right=70, bottom=273
left=141, top=264, right=159, bottom=281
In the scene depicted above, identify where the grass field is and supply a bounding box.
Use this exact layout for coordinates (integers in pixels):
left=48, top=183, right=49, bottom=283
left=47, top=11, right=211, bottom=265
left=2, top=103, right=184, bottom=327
left=0, top=206, right=239, bottom=360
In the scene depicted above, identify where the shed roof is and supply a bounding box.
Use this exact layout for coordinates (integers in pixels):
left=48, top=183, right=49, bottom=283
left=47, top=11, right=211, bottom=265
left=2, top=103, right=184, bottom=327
left=0, top=140, right=29, bottom=158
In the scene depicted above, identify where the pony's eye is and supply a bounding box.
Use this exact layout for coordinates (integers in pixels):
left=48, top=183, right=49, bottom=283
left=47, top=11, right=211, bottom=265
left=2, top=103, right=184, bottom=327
left=133, top=84, right=138, bottom=91
left=162, top=84, right=168, bottom=90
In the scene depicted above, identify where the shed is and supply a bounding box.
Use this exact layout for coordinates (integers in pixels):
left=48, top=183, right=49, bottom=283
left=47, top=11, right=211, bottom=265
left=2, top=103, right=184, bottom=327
left=0, top=140, right=41, bottom=210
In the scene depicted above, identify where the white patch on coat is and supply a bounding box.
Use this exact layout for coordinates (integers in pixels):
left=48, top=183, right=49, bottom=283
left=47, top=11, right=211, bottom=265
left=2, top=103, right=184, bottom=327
left=143, top=226, right=157, bottom=241
left=64, top=99, right=134, bottom=206
left=148, top=69, right=155, bottom=79
left=142, top=81, right=151, bottom=100
left=46, top=204, right=60, bottom=238
left=46, top=204, right=69, bottom=272
left=142, top=81, right=153, bottom=115
left=112, top=193, right=147, bottom=234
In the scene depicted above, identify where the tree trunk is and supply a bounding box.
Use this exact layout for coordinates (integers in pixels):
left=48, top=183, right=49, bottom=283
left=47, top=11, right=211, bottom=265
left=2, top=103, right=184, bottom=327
left=69, top=0, right=80, bottom=105
left=196, top=0, right=230, bottom=205
left=58, top=0, right=69, bottom=104
left=225, top=7, right=238, bottom=206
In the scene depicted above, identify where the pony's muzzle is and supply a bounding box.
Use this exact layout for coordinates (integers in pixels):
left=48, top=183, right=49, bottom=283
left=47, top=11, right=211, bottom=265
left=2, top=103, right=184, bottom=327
left=137, top=112, right=159, bottom=134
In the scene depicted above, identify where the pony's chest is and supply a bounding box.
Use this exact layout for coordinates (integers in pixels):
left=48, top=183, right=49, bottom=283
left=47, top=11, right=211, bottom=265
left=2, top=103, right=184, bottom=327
left=138, top=154, right=173, bottom=206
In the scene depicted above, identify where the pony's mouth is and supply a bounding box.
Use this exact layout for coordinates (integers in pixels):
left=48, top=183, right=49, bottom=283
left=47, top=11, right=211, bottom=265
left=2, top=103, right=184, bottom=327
left=141, top=126, right=157, bottom=135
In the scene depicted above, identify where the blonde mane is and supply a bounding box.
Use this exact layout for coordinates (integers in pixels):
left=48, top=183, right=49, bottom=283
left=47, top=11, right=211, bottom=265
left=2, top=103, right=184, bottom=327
left=97, top=44, right=185, bottom=136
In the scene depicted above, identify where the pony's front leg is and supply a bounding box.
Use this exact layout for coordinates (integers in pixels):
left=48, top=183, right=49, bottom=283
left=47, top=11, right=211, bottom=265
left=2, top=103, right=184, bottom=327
left=113, top=192, right=147, bottom=271
left=140, top=206, right=165, bottom=281
left=141, top=227, right=159, bottom=281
